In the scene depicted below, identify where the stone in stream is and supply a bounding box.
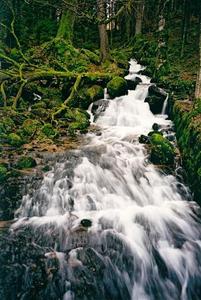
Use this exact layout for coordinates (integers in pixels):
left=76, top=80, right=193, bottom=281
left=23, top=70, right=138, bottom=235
left=145, top=84, right=167, bottom=114
left=107, top=76, right=128, bottom=98
left=126, top=76, right=142, bottom=90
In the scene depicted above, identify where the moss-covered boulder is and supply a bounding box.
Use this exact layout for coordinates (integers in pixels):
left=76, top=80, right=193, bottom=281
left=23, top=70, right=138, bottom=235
left=107, top=76, right=128, bottom=98
left=8, top=133, right=23, bottom=147
left=149, top=133, right=175, bottom=165
left=86, top=85, right=104, bottom=102
left=69, top=85, right=104, bottom=110
left=0, top=164, right=8, bottom=183
left=16, top=156, right=37, bottom=169
left=67, top=108, right=90, bottom=135
left=41, top=123, right=58, bottom=139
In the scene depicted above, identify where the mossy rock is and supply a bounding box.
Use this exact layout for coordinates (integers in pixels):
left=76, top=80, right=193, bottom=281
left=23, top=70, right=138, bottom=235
left=8, top=133, right=24, bottom=147
left=69, top=85, right=104, bottom=110
left=22, top=119, right=41, bottom=136
left=86, top=85, right=104, bottom=102
left=16, top=156, right=37, bottom=169
left=41, top=123, right=58, bottom=139
left=107, top=76, right=128, bottom=99
left=68, top=109, right=90, bottom=135
left=0, top=164, right=8, bottom=183
left=149, top=133, right=175, bottom=165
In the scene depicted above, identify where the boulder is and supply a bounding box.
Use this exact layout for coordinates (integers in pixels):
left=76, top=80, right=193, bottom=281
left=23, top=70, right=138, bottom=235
left=107, top=76, right=128, bottom=98
left=149, top=133, right=175, bottom=165
left=145, top=85, right=167, bottom=114
left=139, top=135, right=150, bottom=144
left=92, top=99, right=109, bottom=114
left=126, top=76, right=142, bottom=90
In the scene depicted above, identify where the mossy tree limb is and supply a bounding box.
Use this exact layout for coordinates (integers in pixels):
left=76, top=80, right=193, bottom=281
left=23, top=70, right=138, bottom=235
left=1, top=81, right=7, bottom=107
left=51, top=74, right=82, bottom=123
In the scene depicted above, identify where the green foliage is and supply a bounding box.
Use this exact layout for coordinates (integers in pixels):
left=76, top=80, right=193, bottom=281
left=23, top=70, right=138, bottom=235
left=173, top=101, right=201, bottom=203
left=0, top=164, right=8, bottom=183
left=22, top=119, right=41, bottom=136
left=0, top=117, right=15, bottom=135
left=8, top=133, right=23, bottom=147
left=107, top=76, right=128, bottom=98
left=41, top=123, right=58, bottom=139
left=16, top=156, right=37, bottom=169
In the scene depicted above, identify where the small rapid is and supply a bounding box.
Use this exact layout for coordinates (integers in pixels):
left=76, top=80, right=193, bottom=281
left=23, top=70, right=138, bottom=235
left=1, top=60, right=201, bottom=300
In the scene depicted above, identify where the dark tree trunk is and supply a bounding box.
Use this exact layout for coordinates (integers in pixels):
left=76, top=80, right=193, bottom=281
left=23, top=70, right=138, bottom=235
left=97, top=0, right=110, bottom=62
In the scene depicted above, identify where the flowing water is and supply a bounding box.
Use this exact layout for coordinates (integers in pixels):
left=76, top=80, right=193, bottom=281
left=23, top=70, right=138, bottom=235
left=1, top=60, right=201, bottom=300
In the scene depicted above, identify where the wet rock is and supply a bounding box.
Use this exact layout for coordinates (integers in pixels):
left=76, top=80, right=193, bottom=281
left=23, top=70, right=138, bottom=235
left=91, top=99, right=109, bottom=120
left=107, top=76, right=128, bottom=98
left=145, top=85, right=167, bottom=114
left=126, top=76, right=142, bottom=90
left=152, top=123, right=160, bottom=131
left=80, top=219, right=92, bottom=228
left=139, top=134, right=150, bottom=144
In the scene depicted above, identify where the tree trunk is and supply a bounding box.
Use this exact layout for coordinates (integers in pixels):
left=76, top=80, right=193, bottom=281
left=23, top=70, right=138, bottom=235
left=135, top=0, right=145, bottom=35
left=181, top=0, right=191, bottom=57
left=97, top=0, right=110, bottom=62
left=195, top=3, right=201, bottom=99
left=56, top=1, right=77, bottom=42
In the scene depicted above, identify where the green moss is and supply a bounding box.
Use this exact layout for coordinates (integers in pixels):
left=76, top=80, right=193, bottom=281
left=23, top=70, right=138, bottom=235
left=67, top=108, right=90, bottom=135
left=173, top=100, right=201, bottom=204
left=22, top=119, right=41, bottom=136
left=86, top=85, right=104, bottom=101
left=8, top=133, right=23, bottom=147
left=16, top=156, right=37, bottom=169
left=149, top=133, right=175, bottom=165
left=41, top=123, right=58, bottom=139
left=0, top=164, right=8, bottom=183
left=0, top=117, right=15, bottom=135
left=31, top=101, right=47, bottom=109
left=107, top=76, right=128, bottom=98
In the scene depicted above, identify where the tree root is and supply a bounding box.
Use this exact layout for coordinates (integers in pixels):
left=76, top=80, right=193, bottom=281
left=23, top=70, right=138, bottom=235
left=51, top=74, right=83, bottom=124
left=1, top=81, right=7, bottom=107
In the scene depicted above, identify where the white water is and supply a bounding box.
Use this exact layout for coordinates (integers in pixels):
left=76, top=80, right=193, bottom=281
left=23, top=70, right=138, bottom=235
left=14, top=60, right=201, bottom=300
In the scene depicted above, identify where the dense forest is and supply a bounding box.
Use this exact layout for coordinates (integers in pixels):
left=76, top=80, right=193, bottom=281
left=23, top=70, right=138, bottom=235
left=0, top=0, right=201, bottom=300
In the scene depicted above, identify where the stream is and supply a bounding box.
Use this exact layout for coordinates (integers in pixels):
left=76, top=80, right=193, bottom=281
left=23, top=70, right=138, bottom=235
left=0, top=60, right=201, bottom=300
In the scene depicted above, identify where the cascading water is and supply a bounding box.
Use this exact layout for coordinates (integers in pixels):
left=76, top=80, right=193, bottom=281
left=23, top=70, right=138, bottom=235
left=1, top=60, right=201, bottom=300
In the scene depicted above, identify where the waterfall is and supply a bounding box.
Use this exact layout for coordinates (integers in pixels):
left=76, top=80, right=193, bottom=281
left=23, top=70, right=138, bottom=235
left=162, top=93, right=169, bottom=115
left=2, top=60, right=201, bottom=300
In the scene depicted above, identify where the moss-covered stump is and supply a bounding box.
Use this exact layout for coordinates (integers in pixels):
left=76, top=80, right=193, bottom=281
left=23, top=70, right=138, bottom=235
left=16, top=156, right=37, bottom=169
left=149, top=133, right=175, bottom=165
left=107, top=76, right=128, bottom=99
left=173, top=100, right=201, bottom=204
